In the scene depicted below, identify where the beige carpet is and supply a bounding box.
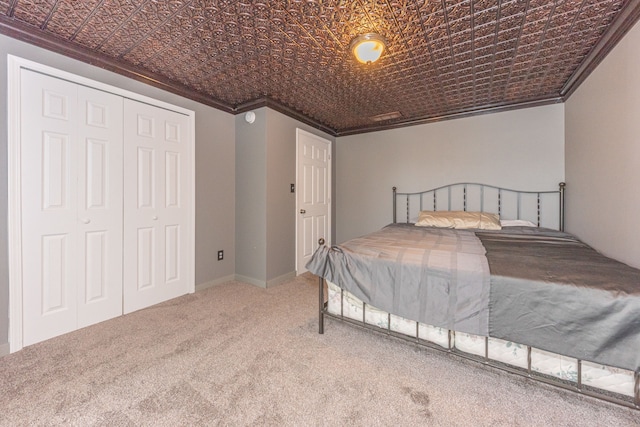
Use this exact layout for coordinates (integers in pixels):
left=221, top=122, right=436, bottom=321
left=0, top=273, right=637, bottom=426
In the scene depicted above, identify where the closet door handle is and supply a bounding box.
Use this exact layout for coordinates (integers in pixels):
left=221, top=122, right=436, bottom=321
left=152, top=216, right=158, bottom=221
left=81, top=218, right=91, bottom=224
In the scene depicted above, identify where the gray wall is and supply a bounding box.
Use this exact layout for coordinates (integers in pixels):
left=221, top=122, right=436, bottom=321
left=235, top=109, right=267, bottom=283
left=265, top=109, right=298, bottom=282
left=265, top=109, right=336, bottom=282
left=565, top=19, right=640, bottom=268
left=1, top=35, right=236, bottom=349
left=235, top=108, right=335, bottom=286
left=335, top=104, right=565, bottom=243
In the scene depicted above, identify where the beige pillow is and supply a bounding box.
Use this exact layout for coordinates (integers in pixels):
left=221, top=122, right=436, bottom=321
left=415, top=211, right=502, bottom=230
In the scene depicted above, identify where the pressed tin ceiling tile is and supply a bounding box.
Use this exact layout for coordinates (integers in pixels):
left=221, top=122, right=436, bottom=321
left=0, top=0, right=638, bottom=135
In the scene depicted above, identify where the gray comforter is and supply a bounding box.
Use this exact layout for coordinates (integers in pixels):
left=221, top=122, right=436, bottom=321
left=306, top=223, right=640, bottom=371
left=306, top=224, right=491, bottom=336
left=478, top=227, right=640, bottom=372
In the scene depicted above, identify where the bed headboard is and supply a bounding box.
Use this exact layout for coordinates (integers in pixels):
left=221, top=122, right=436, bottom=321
left=393, top=182, right=566, bottom=231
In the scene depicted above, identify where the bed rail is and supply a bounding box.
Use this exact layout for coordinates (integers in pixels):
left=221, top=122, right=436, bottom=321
left=316, top=262, right=639, bottom=410
left=393, top=182, right=566, bottom=231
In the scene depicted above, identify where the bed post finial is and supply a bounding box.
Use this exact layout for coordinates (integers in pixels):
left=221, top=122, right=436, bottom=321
left=393, top=187, right=397, bottom=223
left=559, top=182, right=566, bottom=232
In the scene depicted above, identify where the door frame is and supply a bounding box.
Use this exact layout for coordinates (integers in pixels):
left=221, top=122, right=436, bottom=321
left=295, top=128, right=332, bottom=274
left=7, top=55, right=196, bottom=353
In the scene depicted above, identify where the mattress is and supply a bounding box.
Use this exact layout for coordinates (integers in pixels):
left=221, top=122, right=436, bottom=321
left=327, top=281, right=636, bottom=398
left=308, top=223, right=640, bottom=372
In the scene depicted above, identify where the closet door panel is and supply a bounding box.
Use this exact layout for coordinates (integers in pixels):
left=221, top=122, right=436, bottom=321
left=20, top=71, right=124, bottom=346
left=162, top=115, right=189, bottom=291
left=21, top=70, right=79, bottom=346
left=123, top=99, right=190, bottom=313
left=76, top=86, right=124, bottom=328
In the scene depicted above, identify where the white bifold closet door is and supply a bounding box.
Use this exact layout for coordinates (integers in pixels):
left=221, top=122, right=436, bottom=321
left=123, top=100, right=190, bottom=314
left=21, top=70, right=124, bottom=346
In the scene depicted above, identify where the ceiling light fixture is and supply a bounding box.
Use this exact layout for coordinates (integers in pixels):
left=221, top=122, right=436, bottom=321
left=350, top=33, right=387, bottom=64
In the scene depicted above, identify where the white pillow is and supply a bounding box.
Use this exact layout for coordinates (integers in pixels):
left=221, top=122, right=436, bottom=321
left=415, top=211, right=502, bottom=230
left=500, top=219, right=537, bottom=227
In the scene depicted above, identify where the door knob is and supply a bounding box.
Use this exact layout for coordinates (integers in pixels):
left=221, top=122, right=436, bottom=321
left=152, top=216, right=158, bottom=220
left=81, top=218, right=91, bottom=224
left=300, top=209, right=306, bottom=214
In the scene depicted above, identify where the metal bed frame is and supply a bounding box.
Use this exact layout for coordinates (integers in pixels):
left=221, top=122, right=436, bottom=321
left=316, top=182, right=640, bottom=410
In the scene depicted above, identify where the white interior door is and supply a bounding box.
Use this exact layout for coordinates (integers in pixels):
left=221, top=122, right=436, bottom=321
left=20, top=70, right=124, bottom=346
left=76, top=86, right=124, bottom=328
left=296, top=129, right=331, bottom=274
left=21, top=71, right=78, bottom=345
left=123, top=99, right=190, bottom=313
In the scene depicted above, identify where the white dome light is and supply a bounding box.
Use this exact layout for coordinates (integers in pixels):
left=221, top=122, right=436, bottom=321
left=350, top=33, right=387, bottom=64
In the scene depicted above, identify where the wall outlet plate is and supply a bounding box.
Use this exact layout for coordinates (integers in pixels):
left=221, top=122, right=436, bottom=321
left=217, top=250, right=223, bottom=261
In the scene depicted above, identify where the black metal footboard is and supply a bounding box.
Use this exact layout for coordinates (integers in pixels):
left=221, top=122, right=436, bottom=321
left=317, top=273, right=639, bottom=410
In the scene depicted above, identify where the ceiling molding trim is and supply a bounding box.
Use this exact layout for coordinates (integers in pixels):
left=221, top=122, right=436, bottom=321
left=0, top=16, right=235, bottom=113
left=234, top=98, right=269, bottom=113
left=0, top=16, right=337, bottom=135
left=561, top=1, right=640, bottom=99
left=335, top=97, right=564, bottom=137
left=3, top=2, right=635, bottom=138
left=235, top=97, right=338, bottom=136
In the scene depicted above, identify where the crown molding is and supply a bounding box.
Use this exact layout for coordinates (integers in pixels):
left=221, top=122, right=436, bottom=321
left=561, top=1, right=640, bottom=98
left=336, top=97, right=563, bottom=137
left=0, top=16, right=234, bottom=113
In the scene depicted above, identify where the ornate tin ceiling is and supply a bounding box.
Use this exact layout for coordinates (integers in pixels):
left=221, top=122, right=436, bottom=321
left=1, top=1, right=639, bottom=135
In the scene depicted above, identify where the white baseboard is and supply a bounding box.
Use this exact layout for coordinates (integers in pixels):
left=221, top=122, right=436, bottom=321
left=234, top=274, right=267, bottom=288
left=266, top=271, right=296, bottom=288
left=0, top=342, right=10, bottom=357
left=195, top=274, right=236, bottom=292
left=234, top=271, right=296, bottom=289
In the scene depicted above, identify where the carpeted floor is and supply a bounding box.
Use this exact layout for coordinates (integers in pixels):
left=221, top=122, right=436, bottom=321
left=0, top=273, right=637, bottom=426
